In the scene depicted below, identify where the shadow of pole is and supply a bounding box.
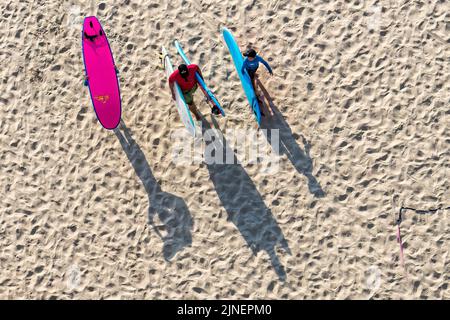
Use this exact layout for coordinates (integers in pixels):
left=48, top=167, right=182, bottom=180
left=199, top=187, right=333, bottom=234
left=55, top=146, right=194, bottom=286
left=202, top=117, right=291, bottom=281
left=114, top=120, right=193, bottom=261
left=257, top=78, right=325, bottom=198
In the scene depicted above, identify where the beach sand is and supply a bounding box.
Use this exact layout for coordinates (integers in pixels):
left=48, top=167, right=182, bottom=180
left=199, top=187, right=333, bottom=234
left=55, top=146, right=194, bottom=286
left=0, top=0, right=448, bottom=299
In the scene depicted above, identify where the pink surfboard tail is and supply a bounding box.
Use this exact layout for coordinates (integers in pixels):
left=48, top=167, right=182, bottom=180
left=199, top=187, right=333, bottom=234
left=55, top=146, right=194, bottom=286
left=82, top=16, right=122, bottom=129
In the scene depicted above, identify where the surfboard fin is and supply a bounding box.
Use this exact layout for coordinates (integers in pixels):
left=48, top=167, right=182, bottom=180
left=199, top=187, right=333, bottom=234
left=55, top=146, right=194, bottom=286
left=159, top=53, right=169, bottom=70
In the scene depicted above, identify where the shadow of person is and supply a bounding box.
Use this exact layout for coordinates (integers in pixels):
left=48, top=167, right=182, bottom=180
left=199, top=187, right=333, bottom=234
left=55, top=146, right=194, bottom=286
left=114, top=121, right=193, bottom=261
left=202, top=117, right=291, bottom=281
left=257, top=78, right=325, bottom=198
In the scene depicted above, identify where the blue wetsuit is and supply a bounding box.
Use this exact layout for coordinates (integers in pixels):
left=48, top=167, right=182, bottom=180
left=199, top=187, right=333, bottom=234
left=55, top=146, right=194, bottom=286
left=241, top=55, right=273, bottom=78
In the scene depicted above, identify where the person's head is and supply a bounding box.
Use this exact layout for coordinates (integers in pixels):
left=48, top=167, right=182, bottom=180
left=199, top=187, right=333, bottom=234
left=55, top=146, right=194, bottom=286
left=178, top=64, right=189, bottom=78
left=244, top=48, right=257, bottom=61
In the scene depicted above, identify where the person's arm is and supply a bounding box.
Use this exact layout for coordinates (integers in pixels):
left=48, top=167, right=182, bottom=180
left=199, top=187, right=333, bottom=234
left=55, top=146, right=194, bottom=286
left=169, top=84, right=176, bottom=100
left=194, top=65, right=212, bottom=102
left=195, top=65, right=204, bottom=81
left=168, top=76, right=176, bottom=100
left=258, top=56, right=273, bottom=75
left=241, top=58, right=248, bottom=75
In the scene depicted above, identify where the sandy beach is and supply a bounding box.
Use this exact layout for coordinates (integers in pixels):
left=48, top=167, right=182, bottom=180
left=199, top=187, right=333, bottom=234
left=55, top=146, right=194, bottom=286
left=0, top=0, right=448, bottom=299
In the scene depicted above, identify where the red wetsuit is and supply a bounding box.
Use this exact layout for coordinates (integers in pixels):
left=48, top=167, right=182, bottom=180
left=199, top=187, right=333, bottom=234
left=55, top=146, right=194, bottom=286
left=169, top=64, right=201, bottom=92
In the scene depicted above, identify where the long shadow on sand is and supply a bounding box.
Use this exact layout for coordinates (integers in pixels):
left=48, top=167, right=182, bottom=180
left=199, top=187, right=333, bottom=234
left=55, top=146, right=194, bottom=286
left=115, top=121, right=193, bottom=261
left=257, top=78, right=325, bottom=198
left=202, top=118, right=291, bottom=281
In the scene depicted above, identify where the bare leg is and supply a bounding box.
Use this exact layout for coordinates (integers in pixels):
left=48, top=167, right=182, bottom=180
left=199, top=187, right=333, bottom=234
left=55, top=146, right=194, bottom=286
left=251, top=74, right=258, bottom=96
left=252, top=74, right=265, bottom=116
left=255, top=77, right=274, bottom=116
left=188, top=103, right=202, bottom=121
left=253, top=74, right=264, bottom=102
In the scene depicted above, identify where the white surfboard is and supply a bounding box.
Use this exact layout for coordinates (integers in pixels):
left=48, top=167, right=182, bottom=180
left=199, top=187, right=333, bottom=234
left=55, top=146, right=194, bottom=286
left=162, top=46, right=196, bottom=137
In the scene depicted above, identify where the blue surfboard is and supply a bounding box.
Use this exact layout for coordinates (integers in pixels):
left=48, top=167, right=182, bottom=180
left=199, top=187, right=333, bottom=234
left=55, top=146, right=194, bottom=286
left=222, top=27, right=261, bottom=125
left=174, top=41, right=225, bottom=117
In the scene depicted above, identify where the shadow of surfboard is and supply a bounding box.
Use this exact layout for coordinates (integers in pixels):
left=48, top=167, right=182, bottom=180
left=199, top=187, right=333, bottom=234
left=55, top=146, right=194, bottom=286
left=257, top=79, right=325, bottom=198
left=115, top=121, right=193, bottom=261
left=202, top=118, right=291, bottom=281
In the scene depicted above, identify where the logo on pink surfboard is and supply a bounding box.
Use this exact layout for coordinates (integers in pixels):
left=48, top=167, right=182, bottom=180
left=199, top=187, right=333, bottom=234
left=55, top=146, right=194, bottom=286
left=82, top=16, right=121, bottom=130
left=94, top=95, right=110, bottom=104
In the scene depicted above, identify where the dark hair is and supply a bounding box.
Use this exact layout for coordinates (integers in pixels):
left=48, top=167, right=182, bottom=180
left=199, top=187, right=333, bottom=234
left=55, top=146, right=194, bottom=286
left=178, top=64, right=188, bottom=77
left=244, top=49, right=257, bottom=58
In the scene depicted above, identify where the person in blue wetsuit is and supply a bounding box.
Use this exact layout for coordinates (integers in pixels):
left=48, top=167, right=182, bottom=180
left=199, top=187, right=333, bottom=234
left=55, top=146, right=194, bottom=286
left=241, top=49, right=273, bottom=115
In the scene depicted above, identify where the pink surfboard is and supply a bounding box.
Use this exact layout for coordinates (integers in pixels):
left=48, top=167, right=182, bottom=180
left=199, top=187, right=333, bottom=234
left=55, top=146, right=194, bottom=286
left=82, top=16, right=121, bottom=130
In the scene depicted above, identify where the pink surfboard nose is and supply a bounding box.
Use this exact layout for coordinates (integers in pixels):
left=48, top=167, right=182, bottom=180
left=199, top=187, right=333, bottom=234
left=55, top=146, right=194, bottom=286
left=82, top=16, right=121, bottom=130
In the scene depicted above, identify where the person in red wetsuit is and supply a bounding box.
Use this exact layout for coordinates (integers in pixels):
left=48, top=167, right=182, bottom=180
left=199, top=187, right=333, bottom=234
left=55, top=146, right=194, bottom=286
left=169, top=64, right=221, bottom=121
